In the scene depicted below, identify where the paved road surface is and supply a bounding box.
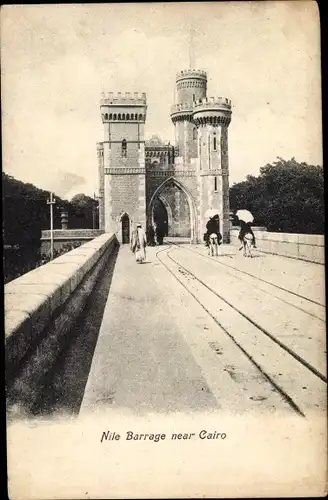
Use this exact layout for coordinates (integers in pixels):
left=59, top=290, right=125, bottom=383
left=81, top=243, right=326, bottom=417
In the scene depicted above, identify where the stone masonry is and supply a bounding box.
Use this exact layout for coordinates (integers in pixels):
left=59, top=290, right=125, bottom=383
left=98, top=70, right=232, bottom=243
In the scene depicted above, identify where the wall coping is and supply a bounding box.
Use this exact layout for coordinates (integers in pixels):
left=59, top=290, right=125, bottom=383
left=231, top=228, right=324, bottom=246
left=5, top=233, right=116, bottom=359
left=41, top=229, right=104, bottom=240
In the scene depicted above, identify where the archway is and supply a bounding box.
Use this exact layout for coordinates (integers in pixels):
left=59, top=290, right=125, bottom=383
left=148, top=177, right=197, bottom=242
left=152, top=198, right=168, bottom=237
left=121, top=213, right=130, bottom=244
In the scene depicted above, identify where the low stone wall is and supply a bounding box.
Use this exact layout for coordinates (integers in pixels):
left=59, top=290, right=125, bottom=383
left=230, top=228, right=324, bottom=264
left=40, top=229, right=104, bottom=256
left=5, top=233, right=118, bottom=410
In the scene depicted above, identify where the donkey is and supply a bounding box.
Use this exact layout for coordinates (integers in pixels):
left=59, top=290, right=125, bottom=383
left=241, top=233, right=253, bottom=258
left=208, top=233, right=219, bottom=257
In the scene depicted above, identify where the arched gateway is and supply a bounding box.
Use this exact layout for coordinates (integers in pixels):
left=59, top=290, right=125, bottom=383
left=147, top=177, right=197, bottom=243
left=97, top=70, right=232, bottom=244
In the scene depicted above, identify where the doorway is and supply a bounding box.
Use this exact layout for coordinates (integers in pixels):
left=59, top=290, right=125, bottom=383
left=121, top=213, right=130, bottom=244
left=152, top=198, right=168, bottom=236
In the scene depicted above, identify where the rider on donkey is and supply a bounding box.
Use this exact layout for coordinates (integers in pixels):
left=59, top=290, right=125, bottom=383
left=238, top=220, right=256, bottom=249
left=205, top=215, right=222, bottom=246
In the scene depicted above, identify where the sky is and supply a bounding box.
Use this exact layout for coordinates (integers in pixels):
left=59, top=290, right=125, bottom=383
left=1, top=1, right=322, bottom=200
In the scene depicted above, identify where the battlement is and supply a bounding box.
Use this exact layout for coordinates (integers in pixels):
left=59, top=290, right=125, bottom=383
left=170, top=102, right=193, bottom=114
left=193, top=96, right=232, bottom=108
left=96, top=142, right=104, bottom=150
left=176, top=69, right=207, bottom=81
left=193, top=96, right=232, bottom=127
left=100, top=92, right=147, bottom=105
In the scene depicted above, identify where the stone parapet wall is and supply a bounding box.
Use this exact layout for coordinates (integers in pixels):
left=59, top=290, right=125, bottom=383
left=230, top=228, right=324, bottom=264
left=41, top=229, right=103, bottom=239
left=41, top=229, right=104, bottom=257
left=5, top=233, right=118, bottom=408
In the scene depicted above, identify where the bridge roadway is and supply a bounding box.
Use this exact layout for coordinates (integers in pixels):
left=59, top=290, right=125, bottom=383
left=79, top=240, right=326, bottom=418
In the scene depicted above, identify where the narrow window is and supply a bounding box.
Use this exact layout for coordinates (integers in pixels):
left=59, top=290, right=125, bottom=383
left=192, top=93, right=195, bottom=102
left=122, top=139, right=127, bottom=158
left=213, top=136, right=217, bottom=151
left=135, top=113, right=138, bottom=120
left=113, top=114, right=117, bottom=120
left=126, top=113, right=130, bottom=120
left=138, top=113, right=142, bottom=120
left=122, top=113, right=125, bottom=120
left=104, top=113, right=108, bottom=120
left=193, top=127, right=197, bottom=140
left=214, top=176, right=218, bottom=192
left=109, top=113, right=112, bottom=120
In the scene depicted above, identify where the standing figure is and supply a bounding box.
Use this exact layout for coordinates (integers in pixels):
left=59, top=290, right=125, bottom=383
left=146, top=225, right=155, bottom=246
left=131, top=223, right=147, bottom=263
left=155, top=224, right=164, bottom=245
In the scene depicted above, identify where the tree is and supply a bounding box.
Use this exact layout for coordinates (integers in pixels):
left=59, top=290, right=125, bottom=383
left=229, top=158, right=324, bottom=233
left=2, top=174, right=97, bottom=282
left=70, top=193, right=98, bottom=229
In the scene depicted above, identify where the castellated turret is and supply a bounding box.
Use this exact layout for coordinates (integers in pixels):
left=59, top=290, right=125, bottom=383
left=97, top=70, right=232, bottom=245
left=171, top=69, right=207, bottom=163
left=193, top=96, right=232, bottom=243
left=98, top=92, right=148, bottom=238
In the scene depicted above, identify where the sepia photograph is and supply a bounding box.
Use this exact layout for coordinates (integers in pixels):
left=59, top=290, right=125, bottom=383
left=2, top=1, right=326, bottom=498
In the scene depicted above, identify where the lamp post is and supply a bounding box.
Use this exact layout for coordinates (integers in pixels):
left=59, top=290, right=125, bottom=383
left=47, top=192, right=56, bottom=260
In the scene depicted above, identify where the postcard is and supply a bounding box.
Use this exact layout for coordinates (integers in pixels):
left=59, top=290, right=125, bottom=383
left=2, top=2, right=326, bottom=498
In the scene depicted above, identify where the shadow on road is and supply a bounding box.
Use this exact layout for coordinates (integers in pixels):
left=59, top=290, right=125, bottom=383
left=31, top=246, right=119, bottom=417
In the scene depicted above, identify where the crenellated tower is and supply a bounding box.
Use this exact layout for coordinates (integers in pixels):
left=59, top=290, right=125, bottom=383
left=193, top=96, right=232, bottom=242
left=170, top=69, right=207, bottom=164
left=97, top=69, right=232, bottom=245
left=98, top=92, right=147, bottom=241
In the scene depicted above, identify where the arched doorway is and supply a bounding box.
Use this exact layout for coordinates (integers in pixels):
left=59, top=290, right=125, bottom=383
left=121, top=213, right=130, bottom=244
left=148, top=177, right=197, bottom=242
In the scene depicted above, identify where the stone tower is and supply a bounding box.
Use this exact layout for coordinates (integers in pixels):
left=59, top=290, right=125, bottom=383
left=171, top=69, right=207, bottom=164
left=193, top=96, right=232, bottom=242
left=99, top=92, right=147, bottom=242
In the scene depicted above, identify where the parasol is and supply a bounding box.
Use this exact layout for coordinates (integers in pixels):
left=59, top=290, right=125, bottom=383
left=205, top=208, right=220, bottom=219
left=236, top=209, right=254, bottom=224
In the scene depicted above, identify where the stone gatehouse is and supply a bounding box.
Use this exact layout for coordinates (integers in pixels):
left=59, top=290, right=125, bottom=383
left=97, top=69, right=232, bottom=244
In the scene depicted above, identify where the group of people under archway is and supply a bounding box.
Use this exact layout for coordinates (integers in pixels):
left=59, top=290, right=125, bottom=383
left=145, top=224, right=166, bottom=246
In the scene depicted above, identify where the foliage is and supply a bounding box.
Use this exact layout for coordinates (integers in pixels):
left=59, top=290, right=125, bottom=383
left=70, top=193, right=98, bottom=228
left=229, top=158, right=324, bottom=233
left=2, top=173, right=98, bottom=282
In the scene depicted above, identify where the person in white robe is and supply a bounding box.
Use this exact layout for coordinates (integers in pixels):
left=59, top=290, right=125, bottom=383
left=130, top=223, right=147, bottom=263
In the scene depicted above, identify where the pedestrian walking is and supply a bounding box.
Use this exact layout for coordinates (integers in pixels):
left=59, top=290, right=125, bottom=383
left=130, top=223, right=147, bottom=263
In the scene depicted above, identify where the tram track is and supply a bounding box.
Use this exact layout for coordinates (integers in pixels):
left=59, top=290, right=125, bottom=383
left=156, top=245, right=327, bottom=417
left=167, top=240, right=325, bottom=313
